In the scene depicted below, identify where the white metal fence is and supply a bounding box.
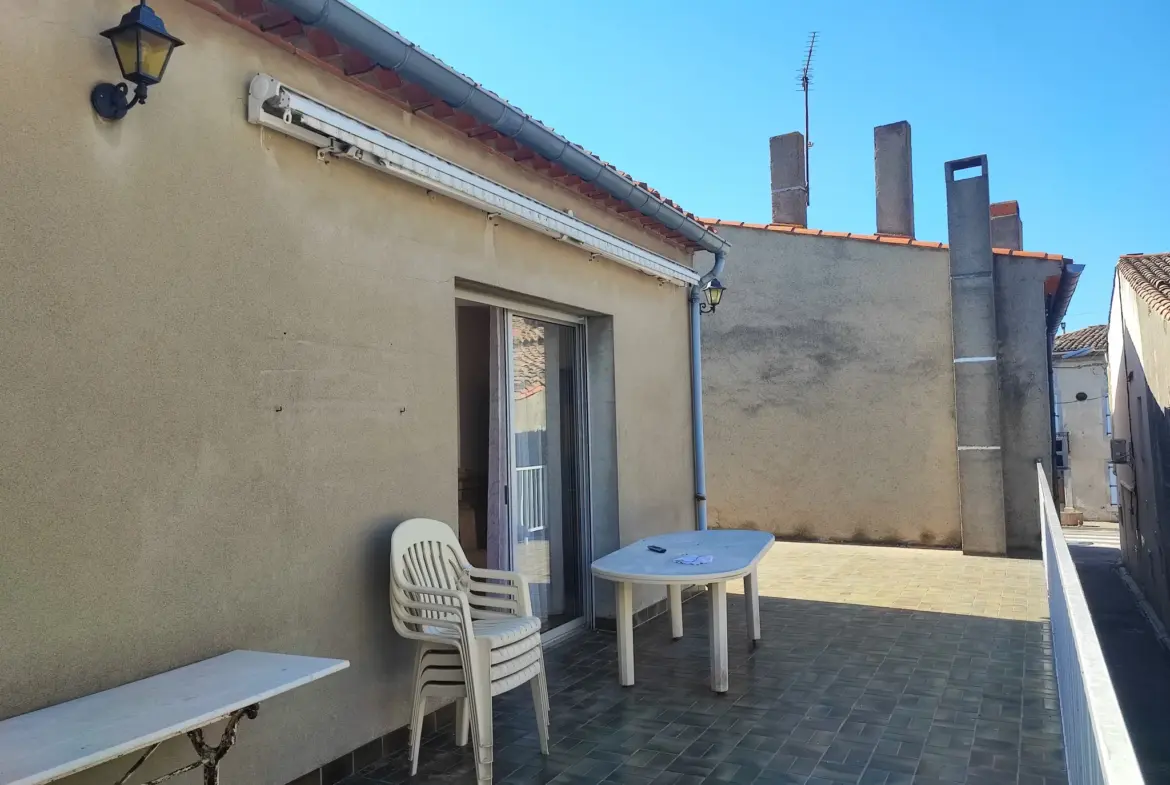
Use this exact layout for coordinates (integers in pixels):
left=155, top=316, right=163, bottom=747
left=1038, top=461, right=1144, bottom=785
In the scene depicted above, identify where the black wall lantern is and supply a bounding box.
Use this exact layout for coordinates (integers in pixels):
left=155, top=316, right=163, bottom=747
left=699, top=278, right=726, bottom=313
left=91, top=1, right=184, bottom=120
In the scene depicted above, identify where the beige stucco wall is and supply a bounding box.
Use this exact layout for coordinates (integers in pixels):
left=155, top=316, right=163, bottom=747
left=696, top=227, right=961, bottom=546
left=1054, top=356, right=1116, bottom=521
left=0, top=2, right=696, bottom=783
left=1110, top=276, right=1170, bottom=630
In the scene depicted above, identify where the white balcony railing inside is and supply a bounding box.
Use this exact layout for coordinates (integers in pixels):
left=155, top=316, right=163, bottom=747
left=1038, top=461, right=1144, bottom=784
left=515, top=465, right=548, bottom=539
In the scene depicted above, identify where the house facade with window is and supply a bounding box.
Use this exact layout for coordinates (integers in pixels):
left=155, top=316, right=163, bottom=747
left=1052, top=325, right=1118, bottom=523
left=0, top=2, right=727, bottom=783
left=1109, top=253, right=1170, bottom=631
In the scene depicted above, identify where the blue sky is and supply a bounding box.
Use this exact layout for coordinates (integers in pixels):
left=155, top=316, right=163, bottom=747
left=352, top=0, right=1169, bottom=331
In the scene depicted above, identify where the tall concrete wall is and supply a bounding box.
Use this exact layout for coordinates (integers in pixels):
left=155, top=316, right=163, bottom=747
left=698, top=227, right=961, bottom=546
left=0, top=3, right=697, bottom=783
left=1054, top=357, right=1116, bottom=521
left=994, top=254, right=1061, bottom=551
left=700, top=210, right=1059, bottom=553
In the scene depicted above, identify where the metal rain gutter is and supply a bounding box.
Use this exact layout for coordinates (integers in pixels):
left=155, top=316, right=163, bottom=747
left=264, top=0, right=730, bottom=256
left=1046, top=260, right=1082, bottom=480
left=1049, top=261, right=1084, bottom=335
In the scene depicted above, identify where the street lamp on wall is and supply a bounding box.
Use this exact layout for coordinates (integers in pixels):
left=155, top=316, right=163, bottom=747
left=699, top=278, right=726, bottom=313
left=91, top=1, right=184, bottom=120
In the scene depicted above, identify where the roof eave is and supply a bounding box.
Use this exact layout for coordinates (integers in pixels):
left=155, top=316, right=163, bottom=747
left=212, top=0, right=727, bottom=254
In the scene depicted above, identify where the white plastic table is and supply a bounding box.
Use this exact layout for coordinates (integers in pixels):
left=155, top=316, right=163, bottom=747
left=591, top=529, right=773, bottom=693
left=0, top=650, right=349, bottom=785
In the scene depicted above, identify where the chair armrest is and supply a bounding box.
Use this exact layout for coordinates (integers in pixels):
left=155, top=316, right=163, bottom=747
left=466, top=567, right=528, bottom=587
left=390, top=582, right=475, bottom=643
left=465, top=567, right=533, bottom=616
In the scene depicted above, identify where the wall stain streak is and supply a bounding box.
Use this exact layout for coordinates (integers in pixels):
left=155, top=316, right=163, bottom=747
left=714, top=320, right=861, bottom=416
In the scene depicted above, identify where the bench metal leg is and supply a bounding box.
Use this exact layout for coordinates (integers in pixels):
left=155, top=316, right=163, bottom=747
left=184, top=704, right=260, bottom=785
left=114, top=744, right=161, bottom=785
left=114, top=704, right=259, bottom=785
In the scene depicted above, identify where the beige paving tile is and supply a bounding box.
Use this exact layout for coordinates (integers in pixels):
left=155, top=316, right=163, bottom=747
left=731, top=541, right=1049, bottom=623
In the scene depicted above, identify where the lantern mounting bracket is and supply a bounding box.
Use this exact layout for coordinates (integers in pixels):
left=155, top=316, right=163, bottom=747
left=91, top=81, right=150, bottom=121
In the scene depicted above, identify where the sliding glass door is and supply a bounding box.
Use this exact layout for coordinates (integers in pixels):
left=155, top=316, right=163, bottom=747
left=508, top=314, right=586, bottom=636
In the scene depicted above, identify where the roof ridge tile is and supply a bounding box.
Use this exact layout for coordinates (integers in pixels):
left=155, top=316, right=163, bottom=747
left=698, top=217, right=1066, bottom=260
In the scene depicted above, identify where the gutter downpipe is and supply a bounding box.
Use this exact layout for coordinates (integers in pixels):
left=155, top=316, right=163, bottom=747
left=691, top=251, right=726, bottom=531
left=1047, top=260, right=1074, bottom=492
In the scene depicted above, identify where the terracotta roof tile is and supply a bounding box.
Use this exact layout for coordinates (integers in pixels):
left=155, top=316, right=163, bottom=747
left=1117, top=253, right=1170, bottom=319
left=1053, top=324, right=1108, bottom=354
left=698, top=218, right=1066, bottom=260
left=990, top=200, right=1020, bottom=218
left=512, top=319, right=546, bottom=399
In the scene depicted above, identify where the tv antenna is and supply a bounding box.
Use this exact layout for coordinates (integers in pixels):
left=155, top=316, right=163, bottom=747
left=797, top=32, right=817, bottom=206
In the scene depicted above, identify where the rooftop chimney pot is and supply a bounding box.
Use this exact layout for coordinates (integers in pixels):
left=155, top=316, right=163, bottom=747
left=770, top=132, right=807, bottom=227
left=989, top=200, right=1023, bottom=250
left=874, top=121, right=915, bottom=238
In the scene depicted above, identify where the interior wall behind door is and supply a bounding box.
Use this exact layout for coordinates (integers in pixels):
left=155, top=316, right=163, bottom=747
left=456, top=303, right=491, bottom=566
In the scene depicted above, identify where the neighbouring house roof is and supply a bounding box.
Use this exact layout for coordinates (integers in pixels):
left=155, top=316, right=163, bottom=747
left=698, top=218, right=1082, bottom=333
left=188, top=0, right=718, bottom=253
left=1053, top=324, right=1107, bottom=355
left=1117, top=253, right=1170, bottom=319
left=697, top=218, right=1068, bottom=261
left=512, top=319, right=545, bottom=400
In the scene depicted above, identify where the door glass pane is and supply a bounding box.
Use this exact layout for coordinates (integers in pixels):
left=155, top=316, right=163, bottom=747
left=510, top=316, right=582, bottom=632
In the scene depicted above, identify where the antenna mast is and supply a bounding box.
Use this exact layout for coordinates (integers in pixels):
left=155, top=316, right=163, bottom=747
left=799, top=32, right=817, bottom=206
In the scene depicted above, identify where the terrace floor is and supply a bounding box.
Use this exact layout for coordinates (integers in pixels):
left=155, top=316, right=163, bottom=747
left=341, top=541, right=1067, bottom=785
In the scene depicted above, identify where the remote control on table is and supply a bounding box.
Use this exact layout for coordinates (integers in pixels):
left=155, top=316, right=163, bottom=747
left=647, top=545, right=666, bottom=553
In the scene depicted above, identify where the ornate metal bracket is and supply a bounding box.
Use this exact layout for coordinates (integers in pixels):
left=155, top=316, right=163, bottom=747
left=113, top=704, right=260, bottom=785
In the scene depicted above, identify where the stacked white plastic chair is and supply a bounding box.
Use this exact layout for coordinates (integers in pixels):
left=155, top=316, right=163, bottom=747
left=390, top=518, right=550, bottom=784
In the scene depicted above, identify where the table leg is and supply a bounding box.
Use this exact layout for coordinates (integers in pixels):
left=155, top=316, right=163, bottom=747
left=616, top=581, right=635, bottom=686
left=669, top=584, right=684, bottom=640
left=708, top=581, right=729, bottom=693
left=744, top=568, right=761, bottom=646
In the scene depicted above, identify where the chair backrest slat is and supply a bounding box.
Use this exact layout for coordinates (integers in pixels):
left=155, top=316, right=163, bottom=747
left=391, top=519, right=472, bottom=629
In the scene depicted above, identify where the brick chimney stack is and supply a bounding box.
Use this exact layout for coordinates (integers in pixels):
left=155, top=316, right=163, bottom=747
left=990, top=201, right=1023, bottom=250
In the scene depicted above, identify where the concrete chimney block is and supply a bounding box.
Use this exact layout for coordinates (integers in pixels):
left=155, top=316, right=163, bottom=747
left=769, top=132, right=807, bottom=227
left=944, top=154, right=1007, bottom=556
left=990, top=200, right=1023, bottom=251
left=874, top=121, right=915, bottom=237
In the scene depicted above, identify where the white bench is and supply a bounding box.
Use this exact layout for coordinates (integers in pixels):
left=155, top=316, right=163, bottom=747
left=0, top=650, right=348, bottom=785
left=591, top=529, right=773, bottom=693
